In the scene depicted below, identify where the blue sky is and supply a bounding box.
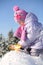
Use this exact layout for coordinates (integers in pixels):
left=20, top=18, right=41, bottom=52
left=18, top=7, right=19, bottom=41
left=0, top=0, right=43, bottom=37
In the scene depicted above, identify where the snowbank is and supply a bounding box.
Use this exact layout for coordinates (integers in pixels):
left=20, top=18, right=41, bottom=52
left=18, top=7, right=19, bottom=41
left=0, top=51, right=43, bottom=65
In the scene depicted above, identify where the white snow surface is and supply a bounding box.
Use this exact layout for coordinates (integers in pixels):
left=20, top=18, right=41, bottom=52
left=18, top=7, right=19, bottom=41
left=0, top=51, right=43, bottom=65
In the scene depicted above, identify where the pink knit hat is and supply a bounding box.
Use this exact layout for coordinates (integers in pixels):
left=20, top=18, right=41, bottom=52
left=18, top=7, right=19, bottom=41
left=13, top=6, right=28, bottom=22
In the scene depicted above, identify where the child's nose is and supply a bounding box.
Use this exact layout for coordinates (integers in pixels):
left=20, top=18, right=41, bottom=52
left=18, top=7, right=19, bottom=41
left=16, top=14, right=21, bottom=19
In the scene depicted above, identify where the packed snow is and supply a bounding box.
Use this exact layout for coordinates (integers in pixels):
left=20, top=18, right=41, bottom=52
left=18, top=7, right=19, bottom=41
left=0, top=51, right=43, bottom=65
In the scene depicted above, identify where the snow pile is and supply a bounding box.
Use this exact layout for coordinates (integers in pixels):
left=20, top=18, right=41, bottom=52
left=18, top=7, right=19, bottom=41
left=0, top=51, right=43, bottom=65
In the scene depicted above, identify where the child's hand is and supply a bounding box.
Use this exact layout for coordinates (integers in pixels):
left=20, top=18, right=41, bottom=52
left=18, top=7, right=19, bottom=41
left=8, top=44, right=22, bottom=51
left=8, top=44, right=15, bottom=50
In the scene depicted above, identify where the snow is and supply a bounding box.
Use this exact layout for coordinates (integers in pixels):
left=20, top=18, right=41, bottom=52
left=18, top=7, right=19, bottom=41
left=0, top=51, right=43, bottom=65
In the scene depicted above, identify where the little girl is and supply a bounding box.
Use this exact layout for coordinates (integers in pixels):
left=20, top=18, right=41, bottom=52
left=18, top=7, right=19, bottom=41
left=9, top=6, right=43, bottom=56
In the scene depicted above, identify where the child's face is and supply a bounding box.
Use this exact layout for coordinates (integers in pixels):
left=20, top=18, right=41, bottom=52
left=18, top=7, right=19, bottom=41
left=14, top=12, right=21, bottom=22
left=14, top=13, right=24, bottom=25
left=14, top=11, right=25, bottom=25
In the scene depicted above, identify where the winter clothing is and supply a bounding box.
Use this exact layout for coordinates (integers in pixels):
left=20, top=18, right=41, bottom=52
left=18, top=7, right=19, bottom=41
left=14, top=6, right=43, bottom=56
left=14, top=25, right=27, bottom=40
left=13, top=6, right=20, bottom=11
left=13, top=6, right=28, bottom=22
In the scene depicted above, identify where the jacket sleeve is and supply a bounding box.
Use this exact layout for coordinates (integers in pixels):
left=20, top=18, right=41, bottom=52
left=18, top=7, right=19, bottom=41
left=21, top=29, right=27, bottom=41
left=25, top=13, right=42, bottom=42
left=26, top=21, right=42, bottom=42
left=14, top=26, right=22, bottom=39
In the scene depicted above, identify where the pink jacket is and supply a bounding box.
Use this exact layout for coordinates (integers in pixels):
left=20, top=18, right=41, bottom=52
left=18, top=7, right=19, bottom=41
left=14, top=26, right=27, bottom=41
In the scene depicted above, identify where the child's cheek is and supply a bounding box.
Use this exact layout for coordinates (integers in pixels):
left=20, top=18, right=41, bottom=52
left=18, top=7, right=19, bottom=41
left=16, top=15, right=21, bottom=20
